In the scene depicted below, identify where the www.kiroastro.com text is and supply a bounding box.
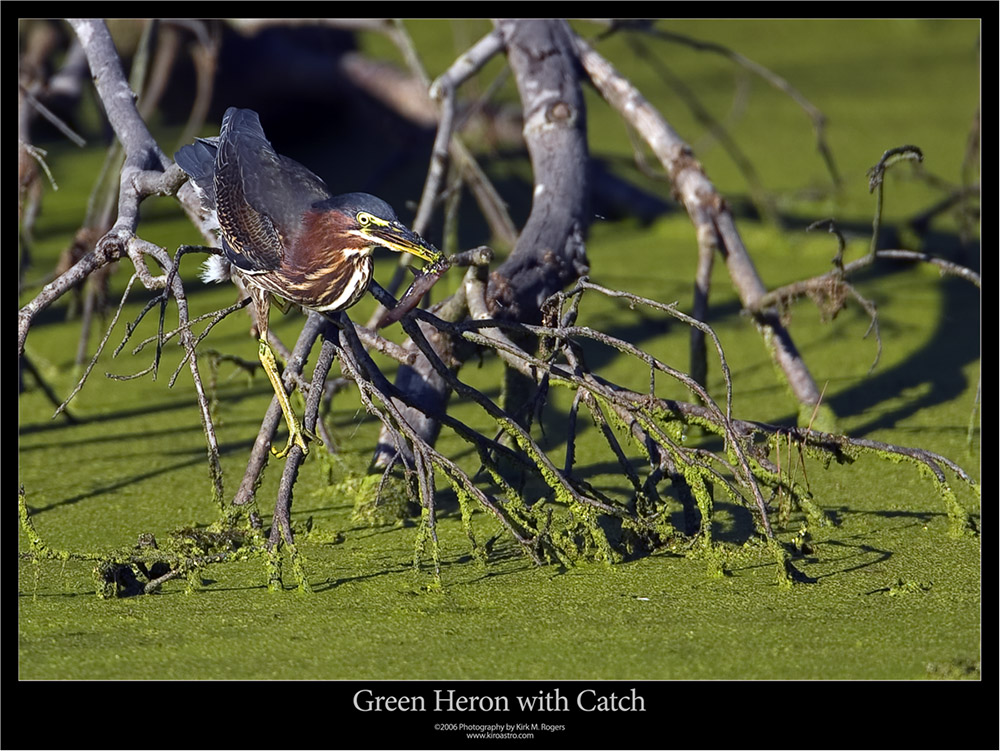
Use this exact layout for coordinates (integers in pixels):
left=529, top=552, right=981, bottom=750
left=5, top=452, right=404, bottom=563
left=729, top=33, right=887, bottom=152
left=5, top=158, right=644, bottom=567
left=353, top=688, right=645, bottom=713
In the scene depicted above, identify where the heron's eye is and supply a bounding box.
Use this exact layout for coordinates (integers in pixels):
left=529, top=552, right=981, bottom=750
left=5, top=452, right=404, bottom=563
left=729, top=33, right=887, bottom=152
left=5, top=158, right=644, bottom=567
left=357, top=212, right=374, bottom=226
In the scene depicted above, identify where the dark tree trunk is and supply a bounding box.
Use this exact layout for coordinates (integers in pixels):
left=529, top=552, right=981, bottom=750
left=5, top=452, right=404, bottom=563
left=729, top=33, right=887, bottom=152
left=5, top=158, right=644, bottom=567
left=485, top=19, right=591, bottom=324
left=372, top=19, right=591, bottom=468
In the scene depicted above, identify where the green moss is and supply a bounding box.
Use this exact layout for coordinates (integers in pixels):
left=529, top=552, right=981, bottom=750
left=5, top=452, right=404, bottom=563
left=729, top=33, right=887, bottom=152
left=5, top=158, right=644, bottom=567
left=450, top=480, right=486, bottom=565
left=19, top=488, right=73, bottom=563
left=351, top=473, right=416, bottom=526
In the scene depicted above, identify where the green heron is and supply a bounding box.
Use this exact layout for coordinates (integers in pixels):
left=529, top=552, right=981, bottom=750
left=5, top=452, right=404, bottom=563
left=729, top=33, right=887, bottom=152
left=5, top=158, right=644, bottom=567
left=176, top=107, right=443, bottom=457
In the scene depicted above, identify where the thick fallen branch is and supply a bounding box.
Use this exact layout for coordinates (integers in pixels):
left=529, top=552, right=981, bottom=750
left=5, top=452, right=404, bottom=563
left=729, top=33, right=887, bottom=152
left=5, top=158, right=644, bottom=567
left=372, top=19, right=592, bottom=468
left=573, top=33, right=827, bottom=423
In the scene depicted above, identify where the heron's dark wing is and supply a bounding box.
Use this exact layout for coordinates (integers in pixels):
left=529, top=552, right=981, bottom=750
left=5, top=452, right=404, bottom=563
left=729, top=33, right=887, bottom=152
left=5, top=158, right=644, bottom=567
left=214, top=109, right=283, bottom=272
left=214, top=108, right=331, bottom=273
left=174, top=136, right=220, bottom=209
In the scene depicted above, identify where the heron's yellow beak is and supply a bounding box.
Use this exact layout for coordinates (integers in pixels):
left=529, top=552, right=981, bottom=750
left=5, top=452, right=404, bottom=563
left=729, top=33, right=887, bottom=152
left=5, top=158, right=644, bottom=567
left=361, top=220, right=443, bottom=263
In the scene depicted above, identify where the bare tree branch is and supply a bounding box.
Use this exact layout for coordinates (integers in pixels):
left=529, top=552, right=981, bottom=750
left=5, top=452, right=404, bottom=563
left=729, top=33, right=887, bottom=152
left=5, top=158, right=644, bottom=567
left=572, top=33, right=827, bottom=422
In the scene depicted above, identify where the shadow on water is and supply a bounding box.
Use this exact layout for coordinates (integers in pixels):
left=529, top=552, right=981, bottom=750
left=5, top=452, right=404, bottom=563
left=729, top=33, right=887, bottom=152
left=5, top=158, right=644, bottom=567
left=825, top=276, right=979, bottom=436
left=23, top=452, right=217, bottom=515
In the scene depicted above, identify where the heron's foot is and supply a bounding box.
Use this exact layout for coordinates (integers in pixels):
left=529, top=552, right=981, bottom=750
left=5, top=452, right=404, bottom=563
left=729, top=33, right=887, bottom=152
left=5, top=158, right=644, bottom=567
left=258, top=337, right=319, bottom=458
left=271, top=421, right=316, bottom=458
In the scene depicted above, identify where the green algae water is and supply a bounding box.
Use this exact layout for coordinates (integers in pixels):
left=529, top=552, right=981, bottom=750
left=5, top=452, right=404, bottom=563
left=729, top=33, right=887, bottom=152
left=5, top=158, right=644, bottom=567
left=19, top=20, right=979, bottom=681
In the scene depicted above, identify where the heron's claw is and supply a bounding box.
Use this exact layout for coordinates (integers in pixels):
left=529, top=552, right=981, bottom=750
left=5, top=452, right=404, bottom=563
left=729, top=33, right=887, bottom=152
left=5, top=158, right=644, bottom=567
left=270, top=422, right=319, bottom=458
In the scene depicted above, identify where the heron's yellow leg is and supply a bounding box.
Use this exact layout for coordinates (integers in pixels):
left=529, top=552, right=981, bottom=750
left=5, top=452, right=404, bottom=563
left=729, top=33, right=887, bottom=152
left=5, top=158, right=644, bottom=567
left=249, top=286, right=311, bottom=457
left=258, top=337, right=310, bottom=458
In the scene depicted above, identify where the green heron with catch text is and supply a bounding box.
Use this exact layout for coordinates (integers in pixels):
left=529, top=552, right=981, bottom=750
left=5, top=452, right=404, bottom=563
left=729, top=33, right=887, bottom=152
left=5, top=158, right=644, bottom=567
left=176, top=107, right=443, bottom=457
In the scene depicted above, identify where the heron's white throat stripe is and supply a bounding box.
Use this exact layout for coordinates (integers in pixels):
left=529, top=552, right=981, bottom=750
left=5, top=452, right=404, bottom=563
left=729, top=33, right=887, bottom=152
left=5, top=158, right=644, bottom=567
left=313, top=256, right=374, bottom=312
